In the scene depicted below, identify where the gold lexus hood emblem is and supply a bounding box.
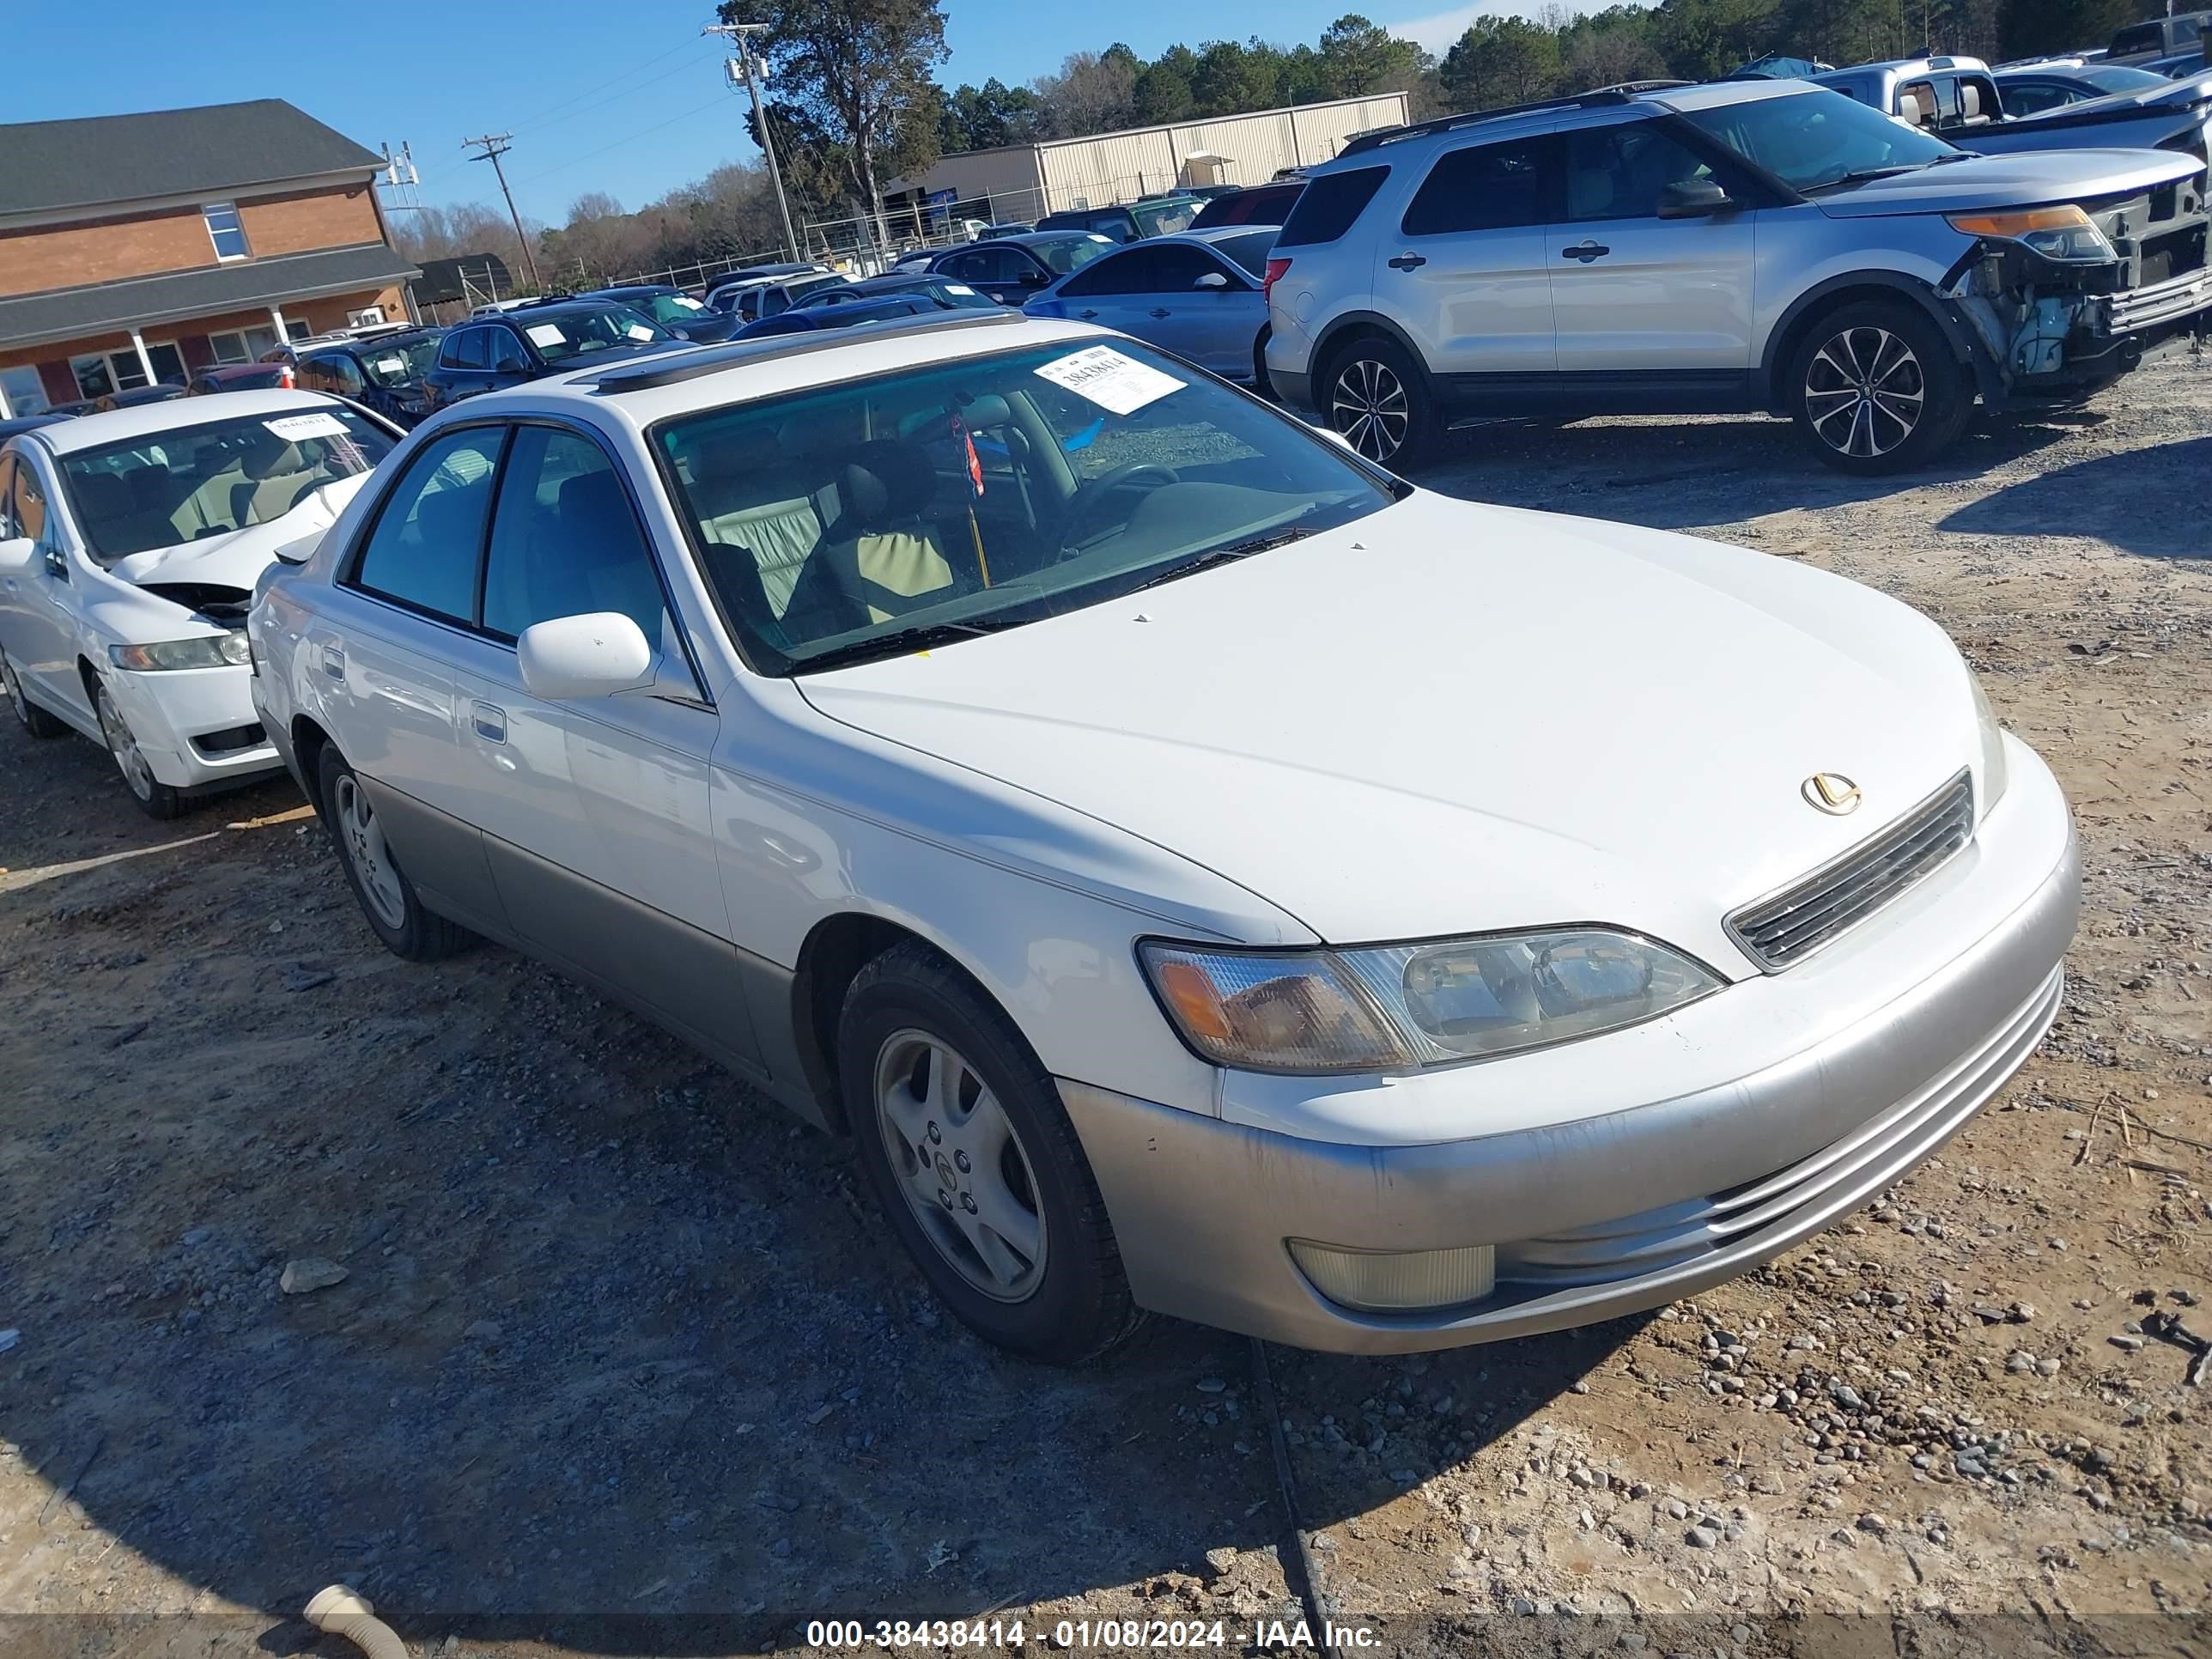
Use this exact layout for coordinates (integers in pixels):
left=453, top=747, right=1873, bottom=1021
left=1802, top=772, right=1862, bottom=815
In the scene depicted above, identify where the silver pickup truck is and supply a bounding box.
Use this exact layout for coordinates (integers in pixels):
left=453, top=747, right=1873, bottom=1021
left=1814, top=56, right=2212, bottom=184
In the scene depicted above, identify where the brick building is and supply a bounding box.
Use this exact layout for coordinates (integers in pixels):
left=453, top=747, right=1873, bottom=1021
left=0, top=100, right=419, bottom=416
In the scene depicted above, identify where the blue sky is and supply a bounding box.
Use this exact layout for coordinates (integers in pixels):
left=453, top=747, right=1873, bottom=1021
left=7, top=0, right=1515, bottom=226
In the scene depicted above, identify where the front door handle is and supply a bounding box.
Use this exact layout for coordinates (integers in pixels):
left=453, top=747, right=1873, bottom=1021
left=1387, top=252, right=1427, bottom=271
left=1077, top=308, right=1099, bottom=319
left=319, top=642, right=344, bottom=680
left=471, top=701, right=507, bottom=744
left=1148, top=307, right=1172, bottom=319
left=1561, top=241, right=1611, bottom=263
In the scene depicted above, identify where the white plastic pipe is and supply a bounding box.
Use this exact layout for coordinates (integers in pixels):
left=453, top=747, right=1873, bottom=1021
left=306, top=1585, right=407, bottom=1659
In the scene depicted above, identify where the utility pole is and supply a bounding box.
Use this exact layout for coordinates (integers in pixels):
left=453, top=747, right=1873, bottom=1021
left=464, top=132, right=541, bottom=290
left=705, top=21, right=799, bottom=262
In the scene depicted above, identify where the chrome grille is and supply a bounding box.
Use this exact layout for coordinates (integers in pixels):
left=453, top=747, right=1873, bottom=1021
left=1726, top=770, right=1973, bottom=971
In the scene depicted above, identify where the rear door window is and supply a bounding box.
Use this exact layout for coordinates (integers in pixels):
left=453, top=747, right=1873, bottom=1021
left=1402, top=137, right=1552, bottom=236
left=349, top=427, right=504, bottom=623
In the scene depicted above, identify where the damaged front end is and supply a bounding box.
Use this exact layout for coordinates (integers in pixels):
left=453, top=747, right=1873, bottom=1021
left=1942, top=176, right=2212, bottom=400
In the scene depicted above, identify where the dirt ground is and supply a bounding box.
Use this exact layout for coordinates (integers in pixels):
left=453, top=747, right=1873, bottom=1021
left=2, top=354, right=2209, bottom=1659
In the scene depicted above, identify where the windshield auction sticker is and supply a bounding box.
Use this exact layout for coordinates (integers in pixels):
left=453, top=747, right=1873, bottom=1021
left=262, top=413, right=349, bottom=441
left=525, top=324, right=568, bottom=348
left=1035, top=346, right=1184, bottom=416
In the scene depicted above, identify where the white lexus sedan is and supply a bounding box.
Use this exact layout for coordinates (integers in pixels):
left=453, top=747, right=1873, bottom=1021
left=250, top=313, right=2078, bottom=1363
left=0, top=392, right=397, bottom=817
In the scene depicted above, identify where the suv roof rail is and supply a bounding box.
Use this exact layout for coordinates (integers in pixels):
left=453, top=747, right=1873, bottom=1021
left=1336, top=83, right=1690, bottom=156
left=585, top=308, right=1025, bottom=394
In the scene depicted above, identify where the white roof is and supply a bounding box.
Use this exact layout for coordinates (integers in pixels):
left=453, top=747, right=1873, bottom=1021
left=457, top=314, right=1107, bottom=432
left=36, top=390, right=349, bottom=456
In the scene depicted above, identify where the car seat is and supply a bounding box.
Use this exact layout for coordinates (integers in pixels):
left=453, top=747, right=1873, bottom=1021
left=515, top=469, right=668, bottom=641
left=782, top=441, right=957, bottom=636
left=229, top=438, right=321, bottom=527
left=689, top=431, right=823, bottom=618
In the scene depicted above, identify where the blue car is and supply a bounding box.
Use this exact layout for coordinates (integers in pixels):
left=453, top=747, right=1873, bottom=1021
left=788, top=273, right=1000, bottom=313
left=1019, top=227, right=1279, bottom=386
left=732, top=290, right=989, bottom=342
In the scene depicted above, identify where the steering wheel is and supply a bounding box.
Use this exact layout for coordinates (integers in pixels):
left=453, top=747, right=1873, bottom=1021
left=1054, top=463, right=1181, bottom=556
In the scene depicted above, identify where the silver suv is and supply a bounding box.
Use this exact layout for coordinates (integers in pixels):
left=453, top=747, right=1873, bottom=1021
left=1263, top=78, right=2212, bottom=472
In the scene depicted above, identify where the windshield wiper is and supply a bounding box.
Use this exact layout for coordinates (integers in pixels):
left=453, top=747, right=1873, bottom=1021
left=793, top=617, right=1011, bottom=674
left=1804, top=162, right=1936, bottom=192
left=1126, top=526, right=1320, bottom=595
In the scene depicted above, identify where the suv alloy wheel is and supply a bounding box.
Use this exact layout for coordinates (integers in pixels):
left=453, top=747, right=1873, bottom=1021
left=1790, top=301, right=1971, bottom=475
left=1325, top=335, right=1436, bottom=467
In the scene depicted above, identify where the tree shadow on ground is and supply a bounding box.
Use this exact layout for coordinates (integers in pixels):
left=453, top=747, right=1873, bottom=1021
left=1937, top=434, right=2212, bottom=560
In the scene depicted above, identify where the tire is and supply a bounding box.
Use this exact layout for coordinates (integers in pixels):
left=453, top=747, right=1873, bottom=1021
left=1321, top=332, right=1438, bottom=468
left=839, top=940, right=1142, bottom=1365
left=93, top=678, right=185, bottom=819
left=1790, top=300, right=1972, bottom=475
left=316, top=744, right=470, bottom=962
left=2, top=648, right=66, bottom=738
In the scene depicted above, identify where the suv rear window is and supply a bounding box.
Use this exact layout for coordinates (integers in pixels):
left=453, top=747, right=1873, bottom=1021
left=2112, top=22, right=2166, bottom=52
left=1274, top=167, right=1389, bottom=247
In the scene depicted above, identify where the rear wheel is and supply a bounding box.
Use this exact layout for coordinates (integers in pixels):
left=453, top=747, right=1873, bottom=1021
left=94, top=680, right=185, bottom=818
left=2, top=649, right=65, bottom=738
left=317, top=744, right=470, bottom=961
left=1323, top=333, right=1437, bottom=468
left=841, top=940, right=1141, bottom=1365
left=1790, top=300, right=1970, bottom=474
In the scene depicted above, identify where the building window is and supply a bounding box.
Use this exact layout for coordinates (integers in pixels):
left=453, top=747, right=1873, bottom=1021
left=347, top=306, right=387, bottom=328
left=207, top=326, right=282, bottom=364
left=70, top=354, right=122, bottom=399
left=0, top=365, right=48, bottom=416
left=204, top=202, right=251, bottom=261
left=67, top=343, right=182, bottom=399
left=286, top=318, right=313, bottom=341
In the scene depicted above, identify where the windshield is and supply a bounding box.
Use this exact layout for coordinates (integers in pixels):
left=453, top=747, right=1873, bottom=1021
left=522, top=306, right=672, bottom=359
left=638, top=293, right=708, bottom=324
left=1131, top=199, right=1200, bottom=237
left=360, top=336, right=441, bottom=387
left=2080, top=63, right=2172, bottom=92
left=58, top=405, right=394, bottom=562
left=654, top=339, right=1396, bottom=674
left=1034, top=235, right=1112, bottom=274
left=1681, top=89, right=1960, bottom=191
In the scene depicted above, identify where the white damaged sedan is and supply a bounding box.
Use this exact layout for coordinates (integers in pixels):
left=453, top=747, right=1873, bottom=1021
left=0, top=392, right=396, bottom=816
left=252, top=314, right=2078, bottom=1361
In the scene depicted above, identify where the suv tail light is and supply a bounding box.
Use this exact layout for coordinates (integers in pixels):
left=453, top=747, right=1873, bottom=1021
left=1263, top=256, right=1292, bottom=304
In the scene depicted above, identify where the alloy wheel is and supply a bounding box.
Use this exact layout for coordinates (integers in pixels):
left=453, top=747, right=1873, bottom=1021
left=94, top=684, right=156, bottom=803
left=1803, top=325, right=1924, bottom=459
left=872, top=1030, right=1048, bottom=1303
left=332, top=773, right=407, bottom=931
left=1331, top=356, right=1409, bottom=462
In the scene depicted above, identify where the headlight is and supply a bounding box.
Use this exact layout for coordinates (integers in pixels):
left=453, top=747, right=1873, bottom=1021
left=1139, top=929, right=1723, bottom=1074
left=1945, top=205, right=2115, bottom=264
left=1968, top=667, right=2010, bottom=816
left=109, top=633, right=249, bottom=672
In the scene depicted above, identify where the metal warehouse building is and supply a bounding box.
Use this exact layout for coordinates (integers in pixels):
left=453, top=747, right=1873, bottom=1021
left=890, top=93, right=1412, bottom=225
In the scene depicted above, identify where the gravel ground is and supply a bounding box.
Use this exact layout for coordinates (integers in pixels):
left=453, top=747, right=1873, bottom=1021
left=1, top=354, right=2208, bottom=1659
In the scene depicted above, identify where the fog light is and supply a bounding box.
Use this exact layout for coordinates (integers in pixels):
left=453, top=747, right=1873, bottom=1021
left=1287, top=1241, right=1496, bottom=1313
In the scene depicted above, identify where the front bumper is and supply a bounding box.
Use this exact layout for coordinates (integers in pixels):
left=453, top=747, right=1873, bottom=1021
left=1061, top=768, right=2079, bottom=1354
left=2100, top=265, right=2212, bottom=334
left=109, top=661, right=280, bottom=790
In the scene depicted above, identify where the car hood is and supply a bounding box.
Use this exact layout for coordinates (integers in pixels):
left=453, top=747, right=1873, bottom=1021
left=1813, top=146, right=2203, bottom=216
left=796, top=493, right=1984, bottom=969
left=107, top=474, right=370, bottom=598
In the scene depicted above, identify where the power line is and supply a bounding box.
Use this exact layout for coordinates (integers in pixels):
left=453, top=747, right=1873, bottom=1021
left=506, top=94, right=732, bottom=190
left=463, top=133, right=543, bottom=290
left=500, top=37, right=716, bottom=137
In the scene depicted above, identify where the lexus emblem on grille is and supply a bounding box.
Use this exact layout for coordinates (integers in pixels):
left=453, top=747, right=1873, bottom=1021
left=1802, top=772, right=1862, bottom=815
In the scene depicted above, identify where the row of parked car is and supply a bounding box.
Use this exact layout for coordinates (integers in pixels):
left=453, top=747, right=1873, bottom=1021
left=0, top=294, right=2078, bottom=1367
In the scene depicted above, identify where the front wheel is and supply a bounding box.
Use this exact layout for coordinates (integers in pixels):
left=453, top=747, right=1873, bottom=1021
left=1790, top=301, right=1971, bottom=475
left=1322, top=334, right=1437, bottom=468
left=840, top=941, right=1141, bottom=1365
left=94, top=680, right=185, bottom=818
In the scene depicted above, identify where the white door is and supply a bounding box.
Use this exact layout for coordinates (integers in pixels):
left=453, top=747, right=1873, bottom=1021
left=447, top=422, right=758, bottom=1066
left=1547, top=118, right=1758, bottom=375
left=316, top=424, right=508, bottom=931
left=1386, top=128, right=1560, bottom=380
left=0, top=452, right=91, bottom=720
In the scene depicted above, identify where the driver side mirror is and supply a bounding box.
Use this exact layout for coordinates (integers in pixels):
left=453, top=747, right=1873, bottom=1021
left=0, top=535, right=33, bottom=575
left=1194, top=270, right=1231, bottom=290
left=1657, top=178, right=1736, bottom=218
left=517, top=612, right=654, bottom=701
left=1020, top=271, right=1049, bottom=289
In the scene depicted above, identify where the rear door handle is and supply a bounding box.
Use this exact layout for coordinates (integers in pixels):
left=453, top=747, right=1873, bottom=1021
left=1561, top=241, right=1611, bottom=262
left=319, top=642, right=344, bottom=680
left=1387, top=252, right=1427, bottom=270
left=1077, top=308, right=1099, bottom=319
left=1148, top=308, right=1172, bottom=319
left=471, top=701, right=507, bottom=744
